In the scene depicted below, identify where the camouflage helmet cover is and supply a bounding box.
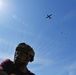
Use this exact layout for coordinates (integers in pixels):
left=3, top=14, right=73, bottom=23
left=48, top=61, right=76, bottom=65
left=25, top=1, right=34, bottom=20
left=16, top=42, right=35, bottom=62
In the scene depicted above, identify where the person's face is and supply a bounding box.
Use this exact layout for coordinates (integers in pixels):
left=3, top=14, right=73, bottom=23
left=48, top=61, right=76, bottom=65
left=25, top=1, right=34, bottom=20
left=14, top=50, right=31, bottom=67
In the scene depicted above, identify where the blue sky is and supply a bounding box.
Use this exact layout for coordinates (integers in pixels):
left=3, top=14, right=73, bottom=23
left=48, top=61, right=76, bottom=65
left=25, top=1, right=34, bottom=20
left=0, top=0, right=76, bottom=75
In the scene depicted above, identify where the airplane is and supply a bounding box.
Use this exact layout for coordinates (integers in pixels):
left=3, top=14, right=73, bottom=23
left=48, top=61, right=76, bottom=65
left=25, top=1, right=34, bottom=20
left=46, top=14, right=52, bottom=19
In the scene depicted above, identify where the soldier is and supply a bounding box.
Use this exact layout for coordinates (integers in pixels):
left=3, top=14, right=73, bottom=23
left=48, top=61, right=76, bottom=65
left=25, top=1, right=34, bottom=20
left=0, top=42, right=35, bottom=75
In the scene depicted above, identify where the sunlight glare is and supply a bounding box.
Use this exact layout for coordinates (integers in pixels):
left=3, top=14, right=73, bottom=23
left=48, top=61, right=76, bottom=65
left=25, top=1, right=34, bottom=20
left=0, top=0, right=3, bottom=10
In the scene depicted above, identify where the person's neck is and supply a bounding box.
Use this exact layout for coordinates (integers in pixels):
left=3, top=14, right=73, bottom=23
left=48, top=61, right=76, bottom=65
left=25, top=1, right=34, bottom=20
left=19, top=66, right=27, bottom=73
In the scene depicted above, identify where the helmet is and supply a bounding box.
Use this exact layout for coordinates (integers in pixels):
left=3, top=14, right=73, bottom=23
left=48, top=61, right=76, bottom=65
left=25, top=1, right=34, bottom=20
left=16, top=42, right=35, bottom=62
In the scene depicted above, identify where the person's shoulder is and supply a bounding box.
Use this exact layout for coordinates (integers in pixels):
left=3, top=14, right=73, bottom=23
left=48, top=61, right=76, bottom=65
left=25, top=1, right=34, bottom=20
left=27, top=69, right=35, bottom=75
left=29, top=71, right=35, bottom=75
